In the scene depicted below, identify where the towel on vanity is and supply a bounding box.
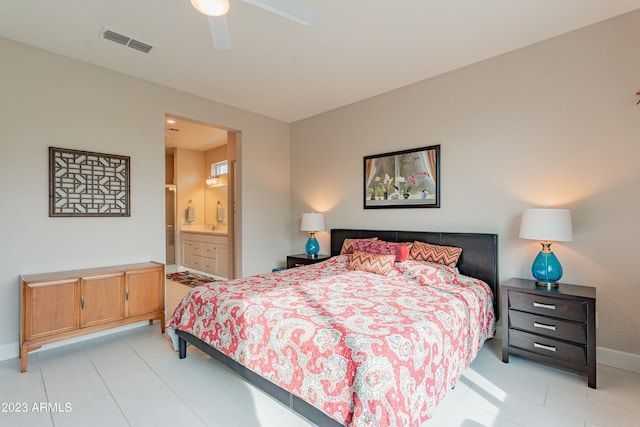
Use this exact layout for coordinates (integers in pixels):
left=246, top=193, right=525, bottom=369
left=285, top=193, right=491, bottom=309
left=186, top=205, right=195, bottom=222
left=217, top=205, right=224, bottom=221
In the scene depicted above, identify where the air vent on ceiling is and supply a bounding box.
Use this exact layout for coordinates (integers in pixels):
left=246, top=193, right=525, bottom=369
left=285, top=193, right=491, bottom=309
left=127, top=39, right=153, bottom=54
left=100, top=28, right=153, bottom=54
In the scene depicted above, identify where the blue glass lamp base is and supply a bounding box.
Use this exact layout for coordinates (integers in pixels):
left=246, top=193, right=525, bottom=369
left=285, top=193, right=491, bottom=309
left=531, top=250, right=563, bottom=287
left=305, top=237, right=319, bottom=257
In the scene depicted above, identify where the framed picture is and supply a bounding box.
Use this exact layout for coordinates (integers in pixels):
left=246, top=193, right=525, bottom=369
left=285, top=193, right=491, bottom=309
left=49, top=147, right=131, bottom=217
left=364, top=145, right=440, bottom=209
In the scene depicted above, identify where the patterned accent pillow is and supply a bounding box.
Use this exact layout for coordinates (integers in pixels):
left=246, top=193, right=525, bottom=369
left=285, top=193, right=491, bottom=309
left=403, top=242, right=415, bottom=253
left=396, top=260, right=460, bottom=286
left=353, top=240, right=409, bottom=262
left=340, top=237, right=378, bottom=255
left=348, top=250, right=396, bottom=275
left=409, top=241, right=463, bottom=268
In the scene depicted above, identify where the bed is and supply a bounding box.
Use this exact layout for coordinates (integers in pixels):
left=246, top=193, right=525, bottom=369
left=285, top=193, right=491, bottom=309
left=168, top=228, right=498, bottom=426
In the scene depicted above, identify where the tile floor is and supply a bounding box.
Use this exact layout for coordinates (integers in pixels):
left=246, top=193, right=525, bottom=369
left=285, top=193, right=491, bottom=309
left=2, top=324, right=638, bottom=426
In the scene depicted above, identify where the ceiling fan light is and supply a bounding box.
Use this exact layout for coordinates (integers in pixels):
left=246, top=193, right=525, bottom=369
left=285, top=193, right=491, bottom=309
left=191, top=0, right=230, bottom=17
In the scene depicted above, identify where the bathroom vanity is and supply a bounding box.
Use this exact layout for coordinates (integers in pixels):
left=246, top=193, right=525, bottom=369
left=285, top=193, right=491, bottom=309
left=181, top=229, right=228, bottom=278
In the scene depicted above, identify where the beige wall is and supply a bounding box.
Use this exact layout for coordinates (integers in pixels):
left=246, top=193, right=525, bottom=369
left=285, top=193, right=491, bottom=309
left=176, top=148, right=206, bottom=227
left=291, top=10, right=640, bottom=361
left=0, top=37, right=291, bottom=359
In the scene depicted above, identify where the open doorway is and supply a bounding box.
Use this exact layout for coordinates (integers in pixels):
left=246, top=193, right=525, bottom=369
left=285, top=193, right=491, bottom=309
left=164, top=115, right=238, bottom=281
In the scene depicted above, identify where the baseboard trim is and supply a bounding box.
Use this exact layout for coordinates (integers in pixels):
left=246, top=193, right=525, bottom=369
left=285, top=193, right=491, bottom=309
left=597, top=346, right=640, bottom=373
left=0, top=341, right=18, bottom=363
left=0, top=321, right=151, bottom=363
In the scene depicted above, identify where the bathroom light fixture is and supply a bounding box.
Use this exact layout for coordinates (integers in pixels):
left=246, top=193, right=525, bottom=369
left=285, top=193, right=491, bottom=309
left=519, top=208, right=573, bottom=287
left=206, top=175, right=219, bottom=186
left=300, top=212, right=325, bottom=257
left=191, top=0, right=230, bottom=16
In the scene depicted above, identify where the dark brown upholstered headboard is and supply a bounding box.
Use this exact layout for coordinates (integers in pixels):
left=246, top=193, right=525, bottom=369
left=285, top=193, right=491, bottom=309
left=330, top=228, right=499, bottom=317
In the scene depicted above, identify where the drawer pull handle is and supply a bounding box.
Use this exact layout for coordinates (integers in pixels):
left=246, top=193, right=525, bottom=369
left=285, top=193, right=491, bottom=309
left=533, top=302, right=556, bottom=310
left=534, top=342, right=557, bottom=352
left=534, top=322, right=557, bottom=331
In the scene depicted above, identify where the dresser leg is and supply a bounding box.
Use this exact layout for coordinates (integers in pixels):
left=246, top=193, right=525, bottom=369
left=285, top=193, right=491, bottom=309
left=588, top=367, right=597, bottom=389
left=20, top=345, right=28, bottom=373
left=501, top=345, right=509, bottom=362
left=501, top=336, right=509, bottom=362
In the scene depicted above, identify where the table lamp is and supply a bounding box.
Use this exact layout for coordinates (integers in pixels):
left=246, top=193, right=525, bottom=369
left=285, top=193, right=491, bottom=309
left=519, top=208, right=573, bottom=288
left=300, top=212, right=325, bottom=257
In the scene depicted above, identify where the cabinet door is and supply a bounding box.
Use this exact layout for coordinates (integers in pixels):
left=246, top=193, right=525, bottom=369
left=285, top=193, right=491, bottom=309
left=23, top=278, right=79, bottom=340
left=182, top=241, right=193, bottom=268
left=126, top=267, right=164, bottom=318
left=80, top=273, right=125, bottom=328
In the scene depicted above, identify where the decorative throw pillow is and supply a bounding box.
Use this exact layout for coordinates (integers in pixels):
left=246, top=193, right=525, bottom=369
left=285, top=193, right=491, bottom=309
left=353, top=240, right=409, bottom=262
left=348, top=250, right=396, bottom=275
left=340, top=237, right=378, bottom=255
left=409, top=241, right=462, bottom=268
left=402, top=242, right=415, bottom=253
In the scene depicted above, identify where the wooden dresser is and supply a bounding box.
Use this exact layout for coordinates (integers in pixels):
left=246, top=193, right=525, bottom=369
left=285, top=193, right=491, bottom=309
left=501, top=277, right=596, bottom=388
left=20, top=262, right=165, bottom=372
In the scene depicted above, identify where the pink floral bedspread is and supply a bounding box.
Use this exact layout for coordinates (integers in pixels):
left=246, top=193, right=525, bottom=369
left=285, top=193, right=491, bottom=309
left=167, top=255, right=495, bottom=426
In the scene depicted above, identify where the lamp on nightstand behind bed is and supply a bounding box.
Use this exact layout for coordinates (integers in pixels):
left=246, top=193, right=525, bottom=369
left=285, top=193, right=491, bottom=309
left=519, top=208, right=573, bottom=288
left=300, top=212, right=325, bottom=258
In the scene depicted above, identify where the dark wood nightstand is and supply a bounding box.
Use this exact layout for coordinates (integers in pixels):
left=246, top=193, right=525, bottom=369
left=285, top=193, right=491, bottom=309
left=286, top=253, right=331, bottom=269
left=502, top=277, right=597, bottom=388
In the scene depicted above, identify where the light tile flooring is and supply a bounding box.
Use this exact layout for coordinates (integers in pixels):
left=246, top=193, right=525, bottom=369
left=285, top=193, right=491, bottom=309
left=2, top=304, right=638, bottom=426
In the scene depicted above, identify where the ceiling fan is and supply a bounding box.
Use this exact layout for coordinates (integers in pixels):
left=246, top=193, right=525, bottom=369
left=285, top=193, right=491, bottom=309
left=191, top=0, right=316, bottom=50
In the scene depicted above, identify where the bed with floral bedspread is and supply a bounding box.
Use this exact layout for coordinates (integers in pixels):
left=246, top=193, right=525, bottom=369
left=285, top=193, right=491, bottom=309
left=167, top=231, right=496, bottom=427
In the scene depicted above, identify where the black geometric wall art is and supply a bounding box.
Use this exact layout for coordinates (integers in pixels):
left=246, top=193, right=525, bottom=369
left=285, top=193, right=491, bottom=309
left=49, top=147, right=131, bottom=217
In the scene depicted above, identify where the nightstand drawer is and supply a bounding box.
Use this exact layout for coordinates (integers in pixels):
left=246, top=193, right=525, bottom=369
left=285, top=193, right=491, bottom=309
left=508, top=310, right=587, bottom=344
left=508, top=291, right=586, bottom=322
left=509, top=329, right=587, bottom=366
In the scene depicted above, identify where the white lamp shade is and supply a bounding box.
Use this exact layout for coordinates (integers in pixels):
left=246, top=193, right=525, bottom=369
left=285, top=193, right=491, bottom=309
left=300, top=213, right=325, bottom=232
left=191, top=0, right=229, bottom=16
left=519, top=208, right=573, bottom=242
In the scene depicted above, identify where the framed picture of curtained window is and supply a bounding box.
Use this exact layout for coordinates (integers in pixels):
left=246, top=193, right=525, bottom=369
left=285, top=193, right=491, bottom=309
left=49, top=147, right=131, bottom=217
left=364, top=145, right=440, bottom=209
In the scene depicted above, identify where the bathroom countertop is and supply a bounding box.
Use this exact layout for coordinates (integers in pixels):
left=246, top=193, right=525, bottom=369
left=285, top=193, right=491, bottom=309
left=181, top=226, right=228, bottom=236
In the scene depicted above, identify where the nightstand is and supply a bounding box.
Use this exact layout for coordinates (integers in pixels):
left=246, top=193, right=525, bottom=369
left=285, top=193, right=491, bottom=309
left=501, top=277, right=597, bottom=388
left=286, top=253, right=331, bottom=269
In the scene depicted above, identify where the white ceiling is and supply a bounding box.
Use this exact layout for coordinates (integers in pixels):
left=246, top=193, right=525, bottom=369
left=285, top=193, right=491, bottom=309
left=1, top=0, right=639, bottom=123
left=165, top=115, right=228, bottom=151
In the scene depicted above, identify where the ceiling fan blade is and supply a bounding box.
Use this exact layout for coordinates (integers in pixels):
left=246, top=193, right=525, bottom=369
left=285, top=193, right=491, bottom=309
left=240, top=0, right=316, bottom=26
left=208, top=15, right=232, bottom=50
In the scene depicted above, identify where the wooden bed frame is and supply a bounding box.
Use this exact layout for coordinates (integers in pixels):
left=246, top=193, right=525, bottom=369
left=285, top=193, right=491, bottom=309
left=176, top=228, right=498, bottom=426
